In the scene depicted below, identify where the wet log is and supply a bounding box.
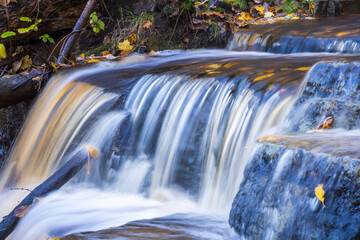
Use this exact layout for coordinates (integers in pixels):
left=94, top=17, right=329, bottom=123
left=0, top=148, right=92, bottom=240
left=0, top=74, right=39, bottom=108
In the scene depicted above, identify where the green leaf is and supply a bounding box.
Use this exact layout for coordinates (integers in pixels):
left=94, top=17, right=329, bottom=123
left=90, top=12, right=98, bottom=21
left=39, top=34, right=54, bottom=44
left=35, top=19, right=42, bottom=24
left=20, top=17, right=32, bottom=22
left=1, top=31, right=16, bottom=38
left=98, top=20, right=105, bottom=30
left=93, top=26, right=100, bottom=33
left=17, top=28, right=29, bottom=34
left=0, top=44, right=6, bottom=59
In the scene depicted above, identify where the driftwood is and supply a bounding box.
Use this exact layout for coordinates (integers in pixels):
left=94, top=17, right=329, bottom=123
left=0, top=148, right=94, bottom=240
left=58, top=0, right=98, bottom=63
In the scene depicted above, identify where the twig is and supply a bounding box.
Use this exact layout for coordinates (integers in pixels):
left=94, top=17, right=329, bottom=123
left=167, top=8, right=185, bottom=47
left=10, top=187, right=32, bottom=193
left=101, top=0, right=113, bottom=19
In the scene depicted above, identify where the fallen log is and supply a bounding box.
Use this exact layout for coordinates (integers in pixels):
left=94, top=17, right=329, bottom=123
left=0, top=146, right=98, bottom=240
left=0, top=74, right=39, bottom=108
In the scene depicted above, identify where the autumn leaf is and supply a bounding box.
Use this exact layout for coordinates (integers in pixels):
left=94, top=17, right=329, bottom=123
left=0, top=44, right=6, bottom=59
left=20, top=55, right=32, bottom=70
left=315, top=184, right=325, bottom=207
left=264, top=12, right=274, bottom=18
left=253, top=73, right=275, bottom=82
left=143, top=21, right=152, bottom=29
left=51, top=62, right=58, bottom=72
left=255, top=6, right=265, bottom=15
left=14, top=205, right=31, bottom=218
left=336, top=32, right=351, bottom=38
left=118, top=39, right=133, bottom=52
left=128, top=33, right=137, bottom=44
left=84, top=145, right=99, bottom=159
left=295, top=67, right=311, bottom=71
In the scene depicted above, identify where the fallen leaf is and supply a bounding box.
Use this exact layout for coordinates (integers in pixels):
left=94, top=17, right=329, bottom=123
left=240, top=12, right=253, bottom=21
left=20, top=55, right=32, bottom=70
left=335, top=32, right=351, bottom=38
left=51, top=62, right=58, bottom=72
left=118, top=39, right=133, bottom=52
left=128, top=33, right=137, bottom=44
left=315, top=184, right=325, bottom=207
left=316, top=116, right=334, bottom=130
left=14, top=205, right=31, bottom=218
left=255, top=6, right=265, bottom=15
left=295, top=66, right=311, bottom=71
left=264, top=11, right=274, bottom=18
left=143, top=21, right=152, bottom=29
left=253, top=73, right=275, bottom=82
left=84, top=145, right=99, bottom=159
left=12, top=59, right=22, bottom=72
left=88, top=59, right=101, bottom=63
left=32, top=76, right=41, bottom=81
left=204, top=11, right=225, bottom=18
left=258, top=135, right=280, bottom=143
left=80, top=53, right=85, bottom=58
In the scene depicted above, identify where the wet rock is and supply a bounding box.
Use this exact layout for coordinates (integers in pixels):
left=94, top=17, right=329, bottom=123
left=0, top=102, right=28, bottom=169
left=289, top=62, right=360, bottom=131
left=229, top=142, right=360, bottom=239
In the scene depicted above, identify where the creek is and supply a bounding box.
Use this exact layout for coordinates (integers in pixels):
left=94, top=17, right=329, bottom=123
left=1, top=18, right=360, bottom=239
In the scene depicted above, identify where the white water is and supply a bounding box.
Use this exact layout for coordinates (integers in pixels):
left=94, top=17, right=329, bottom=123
left=0, top=53, right=302, bottom=239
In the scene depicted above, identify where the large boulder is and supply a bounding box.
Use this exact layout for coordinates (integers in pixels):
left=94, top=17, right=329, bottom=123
left=229, top=133, right=360, bottom=239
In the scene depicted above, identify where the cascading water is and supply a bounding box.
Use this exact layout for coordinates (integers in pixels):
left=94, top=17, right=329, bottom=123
left=1, top=19, right=360, bottom=239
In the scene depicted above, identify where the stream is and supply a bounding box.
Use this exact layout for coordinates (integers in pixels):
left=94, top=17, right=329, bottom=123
left=1, top=18, right=360, bottom=240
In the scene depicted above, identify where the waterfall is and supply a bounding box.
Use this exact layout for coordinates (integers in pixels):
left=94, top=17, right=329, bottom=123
left=0, top=45, right=359, bottom=238
left=0, top=51, right=306, bottom=239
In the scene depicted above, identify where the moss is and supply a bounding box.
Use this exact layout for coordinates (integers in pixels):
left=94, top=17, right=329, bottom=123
left=85, top=42, right=114, bottom=56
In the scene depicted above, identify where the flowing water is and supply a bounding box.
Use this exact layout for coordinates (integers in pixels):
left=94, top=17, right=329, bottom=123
left=1, top=18, right=360, bottom=240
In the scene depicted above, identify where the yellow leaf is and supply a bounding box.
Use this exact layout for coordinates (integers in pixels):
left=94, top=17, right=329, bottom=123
left=51, top=62, right=58, bottom=72
left=88, top=59, right=101, bottom=63
left=80, top=53, right=85, bottom=58
left=255, top=6, right=265, bottom=15
left=20, top=55, right=32, bottom=70
left=0, top=43, right=7, bottom=59
left=315, top=184, right=325, bottom=207
left=264, top=12, right=274, bottom=18
left=240, top=12, right=253, bottom=21
left=118, top=39, right=133, bottom=52
left=295, top=67, right=311, bottom=71
left=128, top=33, right=137, bottom=44
left=84, top=145, right=99, bottom=159
left=143, top=20, right=152, bottom=29
left=32, top=76, right=41, bottom=81
left=336, top=32, right=351, bottom=38
left=253, top=73, right=275, bottom=82
left=14, top=205, right=31, bottom=218
left=258, top=135, right=280, bottom=143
